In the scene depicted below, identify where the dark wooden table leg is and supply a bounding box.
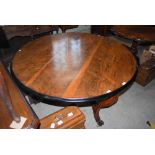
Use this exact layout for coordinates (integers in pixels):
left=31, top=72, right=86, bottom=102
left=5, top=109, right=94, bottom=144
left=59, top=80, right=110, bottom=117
left=129, top=40, right=140, bottom=65
left=92, top=105, right=104, bottom=126
left=92, top=95, right=119, bottom=126
left=130, top=40, right=139, bottom=55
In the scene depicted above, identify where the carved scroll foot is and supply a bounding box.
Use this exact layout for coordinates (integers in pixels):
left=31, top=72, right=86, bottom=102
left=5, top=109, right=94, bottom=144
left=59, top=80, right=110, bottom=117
left=92, top=105, right=104, bottom=126
left=92, top=95, right=119, bottom=126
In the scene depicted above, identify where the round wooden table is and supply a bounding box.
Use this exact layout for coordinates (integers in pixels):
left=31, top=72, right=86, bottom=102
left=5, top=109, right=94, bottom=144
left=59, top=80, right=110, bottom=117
left=11, top=33, right=138, bottom=126
left=111, top=25, right=155, bottom=55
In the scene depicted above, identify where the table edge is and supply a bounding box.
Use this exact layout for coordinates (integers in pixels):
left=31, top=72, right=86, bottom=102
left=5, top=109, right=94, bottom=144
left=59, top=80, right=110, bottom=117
left=10, top=50, right=138, bottom=106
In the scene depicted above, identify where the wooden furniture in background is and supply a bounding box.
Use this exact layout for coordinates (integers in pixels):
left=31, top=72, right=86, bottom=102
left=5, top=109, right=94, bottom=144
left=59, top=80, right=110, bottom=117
left=0, top=26, right=9, bottom=48
left=0, top=67, right=21, bottom=124
left=0, top=62, right=39, bottom=129
left=0, top=26, right=10, bottom=64
left=136, top=58, right=155, bottom=86
left=11, top=33, right=137, bottom=126
left=2, top=25, right=59, bottom=40
left=136, top=45, right=155, bottom=86
left=91, top=25, right=112, bottom=36
left=2, top=25, right=79, bottom=39
left=59, top=25, right=78, bottom=32
left=111, top=25, right=155, bottom=55
left=40, top=106, right=85, bottom=129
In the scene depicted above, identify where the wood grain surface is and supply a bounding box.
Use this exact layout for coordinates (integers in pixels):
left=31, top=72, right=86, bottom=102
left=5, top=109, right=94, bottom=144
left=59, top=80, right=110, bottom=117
left=0, top=62, right=39, bottom=128
left=12, top=33, right=137, bottom=100
left=112, top=25, right=155, bottom=42
left=40, top=106, right=85, bottom=129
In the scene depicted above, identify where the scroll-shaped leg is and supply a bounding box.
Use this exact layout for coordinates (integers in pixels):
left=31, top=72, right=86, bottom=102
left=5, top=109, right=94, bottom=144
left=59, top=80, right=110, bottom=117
left=92, top=95, right=119, bottom=126
left=92, top=105, right=104, bottom=126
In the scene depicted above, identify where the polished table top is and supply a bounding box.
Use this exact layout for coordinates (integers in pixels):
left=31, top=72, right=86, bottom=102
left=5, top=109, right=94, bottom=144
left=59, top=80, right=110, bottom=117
left=11, top=33, right=137, bottom=104
left=112, top=25, right=155, bottom=42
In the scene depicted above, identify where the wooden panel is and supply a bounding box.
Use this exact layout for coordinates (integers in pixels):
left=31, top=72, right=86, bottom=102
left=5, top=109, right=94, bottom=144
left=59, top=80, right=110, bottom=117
left=136, top=59, right=155, bottom=86
left=2, top=25, right=54, bottom=40
left=0, top=62, right=39, bottom=129
left=40, top=106, right=85, bottom=129
left=31, top=25, right=52, bottom=35
left=3, top=25, right=33, bottom=39
left=12, top=33, right=137, bottom=99
left=112, top=25, right=155, bottom=42
left=3, top=25, right=78, bottom=40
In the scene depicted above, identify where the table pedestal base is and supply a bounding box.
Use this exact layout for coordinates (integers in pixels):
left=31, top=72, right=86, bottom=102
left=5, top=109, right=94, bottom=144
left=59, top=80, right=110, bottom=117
left=92, top=95, right=119, bottom=126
